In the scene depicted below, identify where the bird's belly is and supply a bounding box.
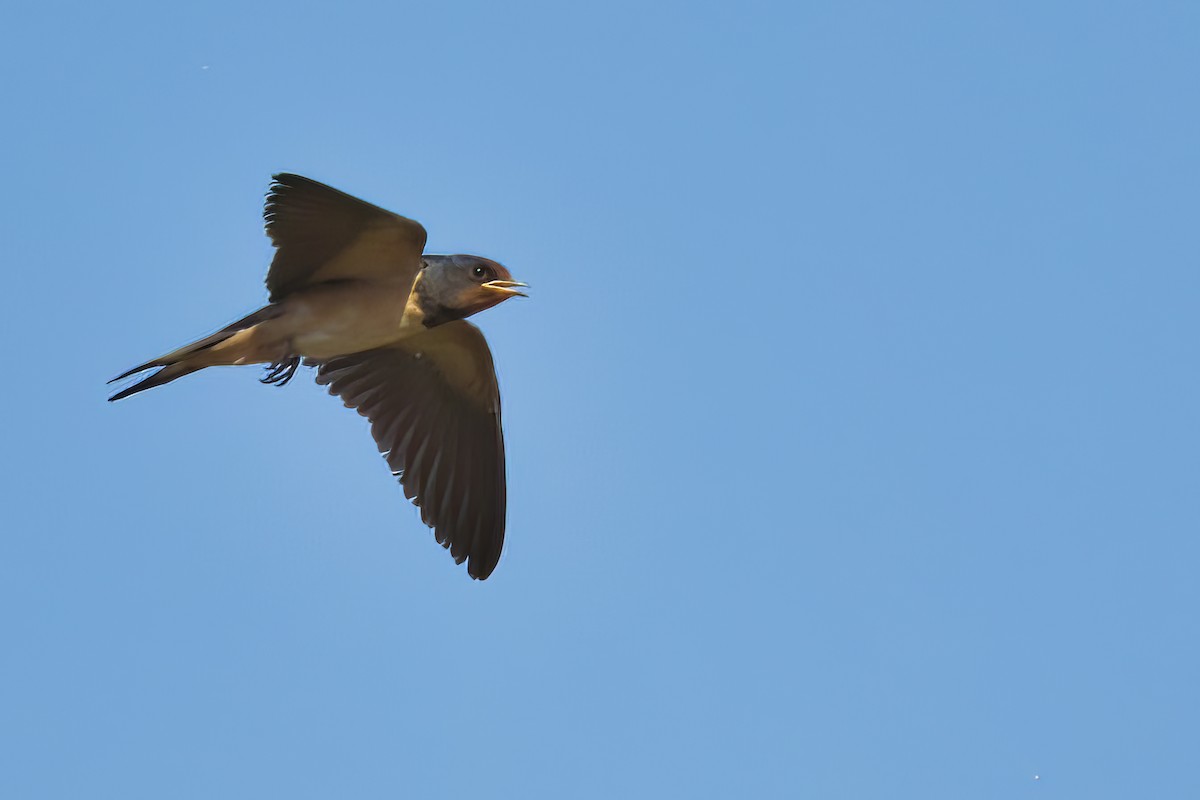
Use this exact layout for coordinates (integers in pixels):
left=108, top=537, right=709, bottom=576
left=282, top=283, right=417, bottom=359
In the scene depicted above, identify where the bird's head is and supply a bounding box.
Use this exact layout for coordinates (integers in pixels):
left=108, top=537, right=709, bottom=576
left=418, top=255, right=527, bottom=325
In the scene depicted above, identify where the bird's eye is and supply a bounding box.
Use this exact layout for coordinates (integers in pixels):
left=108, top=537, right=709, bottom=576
left=472, top=265, right=490, bottom=280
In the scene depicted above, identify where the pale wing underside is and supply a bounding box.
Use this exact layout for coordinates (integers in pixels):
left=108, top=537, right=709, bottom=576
left=315, top=321, right=506, bottom=580
left=263, top=173, right=428, bottom=302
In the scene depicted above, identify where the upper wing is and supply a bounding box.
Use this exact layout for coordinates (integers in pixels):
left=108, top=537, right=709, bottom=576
left=263, top=173, right=428, bottom=302
left=315, top=321, right=507, bottom=580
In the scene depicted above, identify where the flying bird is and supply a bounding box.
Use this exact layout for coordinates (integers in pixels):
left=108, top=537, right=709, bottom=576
left=109, top=174, right=527, bottom=579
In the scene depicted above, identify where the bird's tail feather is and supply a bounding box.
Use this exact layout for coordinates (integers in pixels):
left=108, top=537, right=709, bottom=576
left=108, top=305, right=282, bottom=401
left=108, top=361, right=206, bottom=402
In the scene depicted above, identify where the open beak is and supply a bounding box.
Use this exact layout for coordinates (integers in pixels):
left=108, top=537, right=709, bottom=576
left=482, top=279, right=529, bottom=298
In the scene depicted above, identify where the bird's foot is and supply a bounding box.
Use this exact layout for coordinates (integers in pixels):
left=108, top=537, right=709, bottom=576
left=261, top=356, right=301, bottom=386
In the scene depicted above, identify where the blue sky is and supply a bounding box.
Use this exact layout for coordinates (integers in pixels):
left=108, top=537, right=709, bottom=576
left=2, top=1, right=1197, bottom=797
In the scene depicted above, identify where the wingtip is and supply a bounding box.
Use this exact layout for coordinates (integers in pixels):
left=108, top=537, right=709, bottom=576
left=267, top=173, right=295, bottom=197
left=269, top=172, right=314, bottom=190
left=467, top=559, right=498, bottom=581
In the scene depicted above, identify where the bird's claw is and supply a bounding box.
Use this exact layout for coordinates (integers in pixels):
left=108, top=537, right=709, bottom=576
left=261, top=356, right=300, bottom=386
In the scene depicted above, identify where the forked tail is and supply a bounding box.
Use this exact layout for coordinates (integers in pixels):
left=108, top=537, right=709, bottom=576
left=107, top=305, right=282, bottom=402
left=107, top=361, right=207, bottom=402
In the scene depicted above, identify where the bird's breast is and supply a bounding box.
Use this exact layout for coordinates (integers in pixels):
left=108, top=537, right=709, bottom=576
left=281, top=282, right=418, bottom=359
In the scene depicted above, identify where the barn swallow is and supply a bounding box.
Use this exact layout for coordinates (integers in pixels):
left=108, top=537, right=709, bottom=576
left=109, top=174, right=526, bottom=580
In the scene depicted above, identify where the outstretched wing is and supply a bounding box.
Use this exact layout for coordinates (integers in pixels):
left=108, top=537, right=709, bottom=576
left=315, top=321, right=507, bottom=580
left=263, top=173, right=428, bottom=301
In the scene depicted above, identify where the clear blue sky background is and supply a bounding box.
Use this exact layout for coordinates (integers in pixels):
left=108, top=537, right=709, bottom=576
left=2, top=2, right=1197, bottom=797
